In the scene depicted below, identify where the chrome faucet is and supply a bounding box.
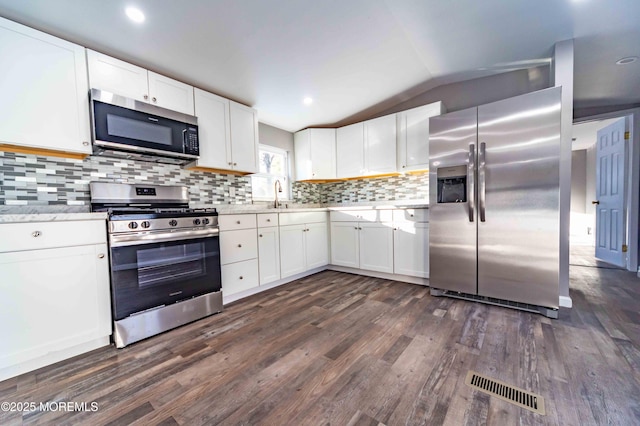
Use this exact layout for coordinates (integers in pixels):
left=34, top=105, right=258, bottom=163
left=274, top=179, right=283, bottom=208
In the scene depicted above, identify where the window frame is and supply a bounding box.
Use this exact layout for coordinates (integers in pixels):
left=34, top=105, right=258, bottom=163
left=251, top=144, right=291, bottom=201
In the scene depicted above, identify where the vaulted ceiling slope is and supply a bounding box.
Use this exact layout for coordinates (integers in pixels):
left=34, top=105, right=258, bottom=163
left=0, top=0, right=638, bottom=132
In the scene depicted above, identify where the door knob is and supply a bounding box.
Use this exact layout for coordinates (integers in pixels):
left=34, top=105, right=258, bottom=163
left=592, top=200, right=600, bottom=205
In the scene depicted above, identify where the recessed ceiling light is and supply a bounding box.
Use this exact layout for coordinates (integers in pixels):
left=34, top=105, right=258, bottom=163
left=303, top=97, right=313, bottom=106
left=616, top=56, right=638, bottom=65
left=125, top=6, right=145, bottom=23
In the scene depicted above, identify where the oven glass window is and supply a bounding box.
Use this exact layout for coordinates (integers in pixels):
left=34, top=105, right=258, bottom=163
left=107, top=113, right=172, bottom=146
left=136, top=241, right=206, bottom=288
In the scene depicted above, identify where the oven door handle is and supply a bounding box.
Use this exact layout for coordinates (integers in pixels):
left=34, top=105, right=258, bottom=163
left=109, top=228, right=219, bottom=247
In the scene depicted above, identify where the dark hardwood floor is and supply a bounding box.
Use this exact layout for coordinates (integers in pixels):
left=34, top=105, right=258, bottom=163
left=1, top=254, right=639, bottom=425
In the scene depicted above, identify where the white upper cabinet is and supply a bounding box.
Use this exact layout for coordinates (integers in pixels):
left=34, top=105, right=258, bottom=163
left=228, top=101, right=259, bottom=173
left=191, top=90, right=258, bottom=173
left=336, top=122, right=365, bottom=178
left=87, top=50, right=194, bottom=115
left=294, top=128, right=336, bottom=181
left=192, top=88, right=231, bottom=169
left=0, top=17, right=91, bottom=155
left=364, top=114, right=397, bottom=175
left=396, top=101, right=444, bottom=171
left=336, top=114, right=397, bottom=178
left=86, top=50, right=147, bottom=102
left=147, top=71, right=195, bottom=116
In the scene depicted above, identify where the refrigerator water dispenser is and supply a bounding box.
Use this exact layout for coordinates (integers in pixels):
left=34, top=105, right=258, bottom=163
left=437, top=165, right=467, bottom=203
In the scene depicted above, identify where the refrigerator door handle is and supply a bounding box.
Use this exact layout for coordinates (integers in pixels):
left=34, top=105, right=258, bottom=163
left=479, top=142, right=486, bottom=222
left=468, top=144, right=475, bottom=222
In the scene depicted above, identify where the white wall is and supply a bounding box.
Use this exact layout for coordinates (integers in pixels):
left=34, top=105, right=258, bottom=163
left=336, top=66, right=550, bottom=126
left=571, top=150, right=587, bottom=213
left=258, top=122, right=294, bottom=152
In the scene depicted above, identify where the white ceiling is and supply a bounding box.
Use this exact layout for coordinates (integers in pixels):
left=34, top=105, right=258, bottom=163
left=0, top=0, right=639, bottom=132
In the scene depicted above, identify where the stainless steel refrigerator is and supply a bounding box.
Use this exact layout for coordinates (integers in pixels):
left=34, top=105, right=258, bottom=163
left=428, top=87, right=562, bottom=318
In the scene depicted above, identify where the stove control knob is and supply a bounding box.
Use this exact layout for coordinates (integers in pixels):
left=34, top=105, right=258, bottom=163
left=140, top=221, right=151, bottom=229
left=128, top=222, right=138, bottom=229
left=169, top=220, right=178, bottom=227
left=203, top=218, right=210, bottom=225
left=193, top=218, right=201, bottom=226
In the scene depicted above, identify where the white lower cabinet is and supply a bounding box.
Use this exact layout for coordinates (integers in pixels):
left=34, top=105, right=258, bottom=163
left=0, top=219, right=111, bottom=381
left=330, top=222, right=360, bottom=268
left=220, top=228, right=258, bottom=265
left=279, top=224, right=307, bottom=278
left=359, top=223, right=394, bottom=273
left=393, top=223, right=429, bottom=278
left=219, top=214, right=259, bottom=297
left=330, top=208, right=429, bottom=278
left=258, top=226, right=280, bottom=284
left=304, top=222, right=329, bottom=270
left=279, top=213, right=329, bottom=279
left=221, top=259, right=260, bottom=295
left=330, top=221, right=393, bottom=273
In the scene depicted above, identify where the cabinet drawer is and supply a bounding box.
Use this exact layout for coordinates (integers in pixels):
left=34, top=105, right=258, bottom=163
left=218, top=214, right=257, bottom=231
left=279, top=211, right=327, bottom=226
left=330, top=210, right=393, bottom=223
left=220, top=229, right=258, bottom=264
left=257, top=213, right=278, bottom=228
left=222, top=259, right=259, bottom=296
left=393, top=208, right=429, bottom=223
left=0, top=220, right=106, bottom=253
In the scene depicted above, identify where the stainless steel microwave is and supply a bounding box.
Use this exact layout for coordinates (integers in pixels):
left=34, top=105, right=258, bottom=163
left=90, top=89, right=199, bottom=165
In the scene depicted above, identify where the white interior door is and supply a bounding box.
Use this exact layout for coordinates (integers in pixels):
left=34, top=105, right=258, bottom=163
left=595, top=118, right=627, bottom=266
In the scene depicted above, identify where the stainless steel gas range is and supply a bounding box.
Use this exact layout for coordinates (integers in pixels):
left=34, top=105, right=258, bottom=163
left=90, top=182, right=223, bottom=348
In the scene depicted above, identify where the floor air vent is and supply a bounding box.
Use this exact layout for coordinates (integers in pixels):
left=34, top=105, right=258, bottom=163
left=465, top=371, right=545, bottom=415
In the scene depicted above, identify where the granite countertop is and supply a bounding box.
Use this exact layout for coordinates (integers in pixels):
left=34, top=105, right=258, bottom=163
left=214, top=201, right=428, bottom=215
left=0, top=212, right=108, bottom=224
left=0, top=200, right=428, bottom=222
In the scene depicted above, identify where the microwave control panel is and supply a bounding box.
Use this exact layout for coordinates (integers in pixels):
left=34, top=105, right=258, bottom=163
left=184, top=127, right=199, bottom=156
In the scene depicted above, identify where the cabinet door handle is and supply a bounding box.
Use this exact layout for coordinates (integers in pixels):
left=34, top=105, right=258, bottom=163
left=229, top=162, right=233, bottom=166
left=233, top=162, right=237, bottom=166
left=266, top=219, right=271, bottom=222
left=237, top=244, right=242, bottom=248
left=98, top=253, right=105, bottom=259
left=82, top=141, right=89, bottom=146
left=32, top=231, right=42, bottom=237
left=259, top=234, right=263, bottom=237
left=239, top=276, right=244, bottom=280
left=354, top=227, right=358, bottom=230
left=144, top=94, right=149, bottom=100
left=152, top=97, right=157, bottom=103
left=236, top=221, right=241, bottom=224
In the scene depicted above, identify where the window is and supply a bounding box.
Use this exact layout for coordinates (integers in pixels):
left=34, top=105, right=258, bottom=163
left=251, top=144, right=290, bottom=200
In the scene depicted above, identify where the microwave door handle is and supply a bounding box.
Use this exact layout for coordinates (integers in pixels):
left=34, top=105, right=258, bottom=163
left=479, top=142, right=486, bottom=222
left=468, top=144, right=475, bottom=222
left=182, top=129, right=188, bottom=150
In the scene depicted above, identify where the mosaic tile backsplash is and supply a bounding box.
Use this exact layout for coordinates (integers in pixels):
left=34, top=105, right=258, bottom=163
left=0, top=152, right=252, bottom=208
left=319, top=173, right=428, bottom=203
left=0, top=151, right=428, bottom=208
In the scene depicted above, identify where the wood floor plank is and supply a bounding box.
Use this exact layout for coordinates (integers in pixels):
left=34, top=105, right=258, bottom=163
left=1, top=246, right=639, bottom=425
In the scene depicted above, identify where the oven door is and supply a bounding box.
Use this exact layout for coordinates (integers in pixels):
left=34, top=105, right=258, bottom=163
left=109, top=229, right=221, bottom=321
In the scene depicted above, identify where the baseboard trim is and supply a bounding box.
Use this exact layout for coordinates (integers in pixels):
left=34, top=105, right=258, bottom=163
left=327, top=265, right=429, bottom=286
left=559, top=295, right=573, bottom=308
